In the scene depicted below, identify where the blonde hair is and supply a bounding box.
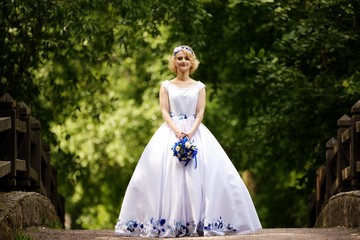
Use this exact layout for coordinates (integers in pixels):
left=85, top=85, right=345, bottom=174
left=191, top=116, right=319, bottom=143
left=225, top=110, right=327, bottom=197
left=168, top=45, right=200, bottom=75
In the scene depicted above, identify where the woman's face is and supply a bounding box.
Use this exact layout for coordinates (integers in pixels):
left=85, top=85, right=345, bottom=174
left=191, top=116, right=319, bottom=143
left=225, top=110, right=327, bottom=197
left=175, top=51, right=192, bottom=74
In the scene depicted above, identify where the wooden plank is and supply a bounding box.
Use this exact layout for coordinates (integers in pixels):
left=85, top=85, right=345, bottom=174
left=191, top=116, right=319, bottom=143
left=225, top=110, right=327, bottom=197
left=15, top=159, right=26, bottom=171
left=0, top=117, right=11, bottom=132
left=341, top=128, right=351, bottom=143
left=41, top=148, right=50, bottom=166
left=40, top=181, right=47, bottom=197
left=316, top=166, right=326, bottom=201
left=29, top=167, right=38, bottom=181
left=357, top=161, right=360, bottom=172
left=356, top=121, right=360, bottom=133
left=333, top=143, right=338, bottom=155
left=0, top=161, right=11, bottom=178
left=331, top=178, right=339, bottom=195
left=15, top=119, right=27, bottom=133
left=29, top=129, right=39, bottom=144
left=341, top=166, right=351, bottom=181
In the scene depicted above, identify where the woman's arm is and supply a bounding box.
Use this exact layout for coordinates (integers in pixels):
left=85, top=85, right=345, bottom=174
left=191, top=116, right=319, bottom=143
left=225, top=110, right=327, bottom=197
left=186, top=87, right=206, bottom=139
left=159, top=85, right=185, bottom=139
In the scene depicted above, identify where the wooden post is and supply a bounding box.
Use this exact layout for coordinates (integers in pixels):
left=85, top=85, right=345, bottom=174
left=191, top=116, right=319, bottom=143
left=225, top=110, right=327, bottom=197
left=325, top=137, right=337, bottom=201
left=316, top=165, right=326, bottom=218
left=18, top=101, right=32, bottom=187
left=337, top=114, right=351, bottom=192
left=350, top=100, right=360, bottom=187
left=30, top=117, right=42, bottom=192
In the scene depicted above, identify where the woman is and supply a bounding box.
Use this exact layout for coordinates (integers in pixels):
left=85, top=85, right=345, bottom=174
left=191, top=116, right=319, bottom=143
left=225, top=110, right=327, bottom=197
left=115, top=45, right=262, bottom=237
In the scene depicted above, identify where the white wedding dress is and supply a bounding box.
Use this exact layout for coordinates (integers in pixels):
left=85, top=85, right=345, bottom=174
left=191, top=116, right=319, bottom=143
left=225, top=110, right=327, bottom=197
left=115, top=80, right=262, bottom=237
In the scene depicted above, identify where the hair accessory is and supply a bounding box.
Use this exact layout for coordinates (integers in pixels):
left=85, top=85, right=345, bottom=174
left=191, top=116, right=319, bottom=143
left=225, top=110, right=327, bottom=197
left=173, top=45, right=194, bottom=56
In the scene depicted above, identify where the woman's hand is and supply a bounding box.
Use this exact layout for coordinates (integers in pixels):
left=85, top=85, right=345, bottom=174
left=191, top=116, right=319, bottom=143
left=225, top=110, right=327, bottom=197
left=185, top=131, right=194, bottom=140
left=175, top=129, right=185, bottom=139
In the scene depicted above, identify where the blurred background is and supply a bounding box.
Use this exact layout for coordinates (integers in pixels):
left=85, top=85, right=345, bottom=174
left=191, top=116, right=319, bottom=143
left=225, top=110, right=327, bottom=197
left=1, top=0, right=360, bottom=229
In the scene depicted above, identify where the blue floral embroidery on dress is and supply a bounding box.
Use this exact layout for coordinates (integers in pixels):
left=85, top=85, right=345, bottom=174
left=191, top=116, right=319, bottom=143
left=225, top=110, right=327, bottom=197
left=203, top=217, right=237, bottom=232
left=117, top=216, right=237, bottom=236
left=148, top=218, right=170, bottom=235
left=170, top=113, right=197, bottom=120
left=124, top=220, right=139, bottom=232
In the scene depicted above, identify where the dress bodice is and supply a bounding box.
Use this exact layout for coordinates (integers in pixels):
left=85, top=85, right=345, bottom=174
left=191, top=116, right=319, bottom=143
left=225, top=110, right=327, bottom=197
left=161, top=80, right=205, bottom=116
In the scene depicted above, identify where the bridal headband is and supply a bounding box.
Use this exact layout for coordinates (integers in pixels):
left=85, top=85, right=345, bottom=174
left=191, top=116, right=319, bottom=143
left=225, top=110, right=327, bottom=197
left=173, top=45, right=194, bottom=56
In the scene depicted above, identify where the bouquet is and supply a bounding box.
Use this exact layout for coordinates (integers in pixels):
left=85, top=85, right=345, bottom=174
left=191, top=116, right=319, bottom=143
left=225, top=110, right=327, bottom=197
left=171, top=137, right=198, bottom=168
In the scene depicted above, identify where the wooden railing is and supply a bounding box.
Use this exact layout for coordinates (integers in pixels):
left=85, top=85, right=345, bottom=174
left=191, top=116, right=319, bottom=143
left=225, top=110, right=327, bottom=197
left=315, top=100, right=360, bottom=219
left=0, top=93, right=64, bottom=225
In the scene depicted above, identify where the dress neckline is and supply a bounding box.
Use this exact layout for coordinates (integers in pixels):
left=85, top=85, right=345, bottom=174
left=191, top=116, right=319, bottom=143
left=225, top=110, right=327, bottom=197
left=168, top=80, right=198, bottom=89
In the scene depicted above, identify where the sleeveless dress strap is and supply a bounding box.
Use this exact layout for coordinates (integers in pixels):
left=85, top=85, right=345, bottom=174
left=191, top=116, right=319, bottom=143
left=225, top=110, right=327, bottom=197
left=161, top=80, right=171, bottom=90
left=197, top=81, right=206, bottom=91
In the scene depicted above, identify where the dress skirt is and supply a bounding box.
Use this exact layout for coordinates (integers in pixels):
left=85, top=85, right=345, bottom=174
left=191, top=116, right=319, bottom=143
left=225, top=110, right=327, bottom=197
left=115, top=114, right=262, bottom=237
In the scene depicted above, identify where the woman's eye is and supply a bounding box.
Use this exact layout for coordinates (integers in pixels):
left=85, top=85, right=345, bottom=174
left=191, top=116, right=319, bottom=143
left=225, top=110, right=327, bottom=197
left=177, top=57, right=189, bottom=61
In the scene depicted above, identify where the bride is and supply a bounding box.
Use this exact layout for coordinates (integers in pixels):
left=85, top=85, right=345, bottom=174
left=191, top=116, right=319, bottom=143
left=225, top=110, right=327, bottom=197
left=115, top=45, right=262, bottom=237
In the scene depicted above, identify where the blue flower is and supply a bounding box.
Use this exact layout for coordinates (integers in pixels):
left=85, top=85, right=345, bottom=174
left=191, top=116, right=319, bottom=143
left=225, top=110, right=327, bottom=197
left=171, top=137, right=198, bottom=168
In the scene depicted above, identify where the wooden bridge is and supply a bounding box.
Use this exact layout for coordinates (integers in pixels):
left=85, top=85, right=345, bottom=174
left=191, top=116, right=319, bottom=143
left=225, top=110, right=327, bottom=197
left=0, top=93, right=64, bottom=224
left=315, top=100, right=360, bottom=220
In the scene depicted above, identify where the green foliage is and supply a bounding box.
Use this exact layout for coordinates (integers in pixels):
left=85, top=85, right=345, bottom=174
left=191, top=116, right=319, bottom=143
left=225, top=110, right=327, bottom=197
left=45, top=220, right=63, bottom=230
left=51, top=59, right=167, bottom=228
left=15, top=230, right=34, bottom=240
left=2, top=0, right=360, bottom=229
